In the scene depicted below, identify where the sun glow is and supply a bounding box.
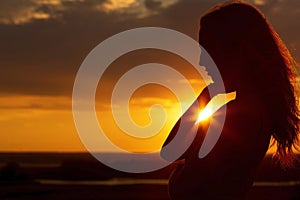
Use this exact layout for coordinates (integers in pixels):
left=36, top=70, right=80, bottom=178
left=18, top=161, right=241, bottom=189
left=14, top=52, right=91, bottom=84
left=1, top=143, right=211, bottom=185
left=196, top=107, right=214, bottom=122
left=195, top=91, right=237, bottom=124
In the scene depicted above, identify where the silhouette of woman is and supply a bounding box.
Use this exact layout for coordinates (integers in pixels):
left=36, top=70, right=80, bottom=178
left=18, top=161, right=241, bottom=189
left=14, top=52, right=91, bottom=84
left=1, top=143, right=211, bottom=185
left=162, top=1, right=300, bottom=199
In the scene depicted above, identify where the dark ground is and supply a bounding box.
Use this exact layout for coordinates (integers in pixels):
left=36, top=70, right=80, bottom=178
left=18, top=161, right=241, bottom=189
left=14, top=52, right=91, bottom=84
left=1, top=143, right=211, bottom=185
left=0, top=153, right=299, bottom=200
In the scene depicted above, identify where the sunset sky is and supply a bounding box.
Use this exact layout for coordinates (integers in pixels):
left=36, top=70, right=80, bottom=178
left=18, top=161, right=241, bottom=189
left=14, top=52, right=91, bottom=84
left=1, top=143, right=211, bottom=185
left=1, top=0, right=300, bottom=153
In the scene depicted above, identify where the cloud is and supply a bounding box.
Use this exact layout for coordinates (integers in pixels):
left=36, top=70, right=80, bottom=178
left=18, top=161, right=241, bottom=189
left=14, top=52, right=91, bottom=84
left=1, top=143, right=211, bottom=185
left=252, top=0, right=267, bottom=6
left=1, top=0, right=299, bottom=153
left=0, top=0, right=299, bottom=99
left=0, top=95, right=71, bottom=110
left=144, top=0, right=162, bottom=10
left=0, top=0, right=181, bottom=25
left=96, top=0, right=179, bottom=18
left=99, top=0, right=137, bottom=12
left=95, top=0, right=150, bottom=19
left=0, top=0, right=66, bottom=25
left=130, top=97, right=177, bottom=109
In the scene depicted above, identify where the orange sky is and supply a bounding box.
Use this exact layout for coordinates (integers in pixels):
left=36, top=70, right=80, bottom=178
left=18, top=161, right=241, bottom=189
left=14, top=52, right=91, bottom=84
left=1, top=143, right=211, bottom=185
left=0, top=0, right=299, bottom=153
left=0, top=95, right=84, bottom=152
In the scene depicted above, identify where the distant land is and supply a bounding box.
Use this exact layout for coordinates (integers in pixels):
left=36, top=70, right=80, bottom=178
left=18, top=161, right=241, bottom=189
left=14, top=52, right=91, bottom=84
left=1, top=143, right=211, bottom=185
left=0, top=153, right=299, bottom=199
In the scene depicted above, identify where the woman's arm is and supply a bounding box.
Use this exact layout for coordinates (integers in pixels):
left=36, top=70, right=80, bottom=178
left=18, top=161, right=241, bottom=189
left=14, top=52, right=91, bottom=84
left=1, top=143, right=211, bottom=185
left=161, top=86, right=212, bottom=161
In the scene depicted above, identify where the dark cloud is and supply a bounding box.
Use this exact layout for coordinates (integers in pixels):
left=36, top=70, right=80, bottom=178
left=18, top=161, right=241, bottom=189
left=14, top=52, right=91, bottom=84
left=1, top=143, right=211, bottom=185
left=144, top=0, right=162, bottom=11
left=0, top=0, right=299, bottom=96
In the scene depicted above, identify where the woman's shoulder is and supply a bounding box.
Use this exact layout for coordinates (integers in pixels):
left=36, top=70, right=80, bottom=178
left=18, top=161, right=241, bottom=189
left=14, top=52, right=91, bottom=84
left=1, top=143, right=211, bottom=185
left=221, top=90, right=271, bottom=151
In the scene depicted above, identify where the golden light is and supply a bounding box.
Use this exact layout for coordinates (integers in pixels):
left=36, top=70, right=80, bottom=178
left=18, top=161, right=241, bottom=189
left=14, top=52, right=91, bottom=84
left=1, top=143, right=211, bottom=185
left=100, top=0, right=136, bottom=12
left=196, top=107, right=214, bottom=123
left=195, top=91, right=237, bottom=124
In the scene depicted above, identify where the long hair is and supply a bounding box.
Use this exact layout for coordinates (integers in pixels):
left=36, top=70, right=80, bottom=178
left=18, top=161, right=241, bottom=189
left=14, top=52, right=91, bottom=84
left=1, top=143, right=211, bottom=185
left=199, top=0, right=300, bottom=167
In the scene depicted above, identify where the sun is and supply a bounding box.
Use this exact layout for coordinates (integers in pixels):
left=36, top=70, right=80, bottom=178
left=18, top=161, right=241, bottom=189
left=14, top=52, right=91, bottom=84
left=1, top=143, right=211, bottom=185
left=196, top=107, right=214, bottom=123
left=195, top=91, right=237, bottom=124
